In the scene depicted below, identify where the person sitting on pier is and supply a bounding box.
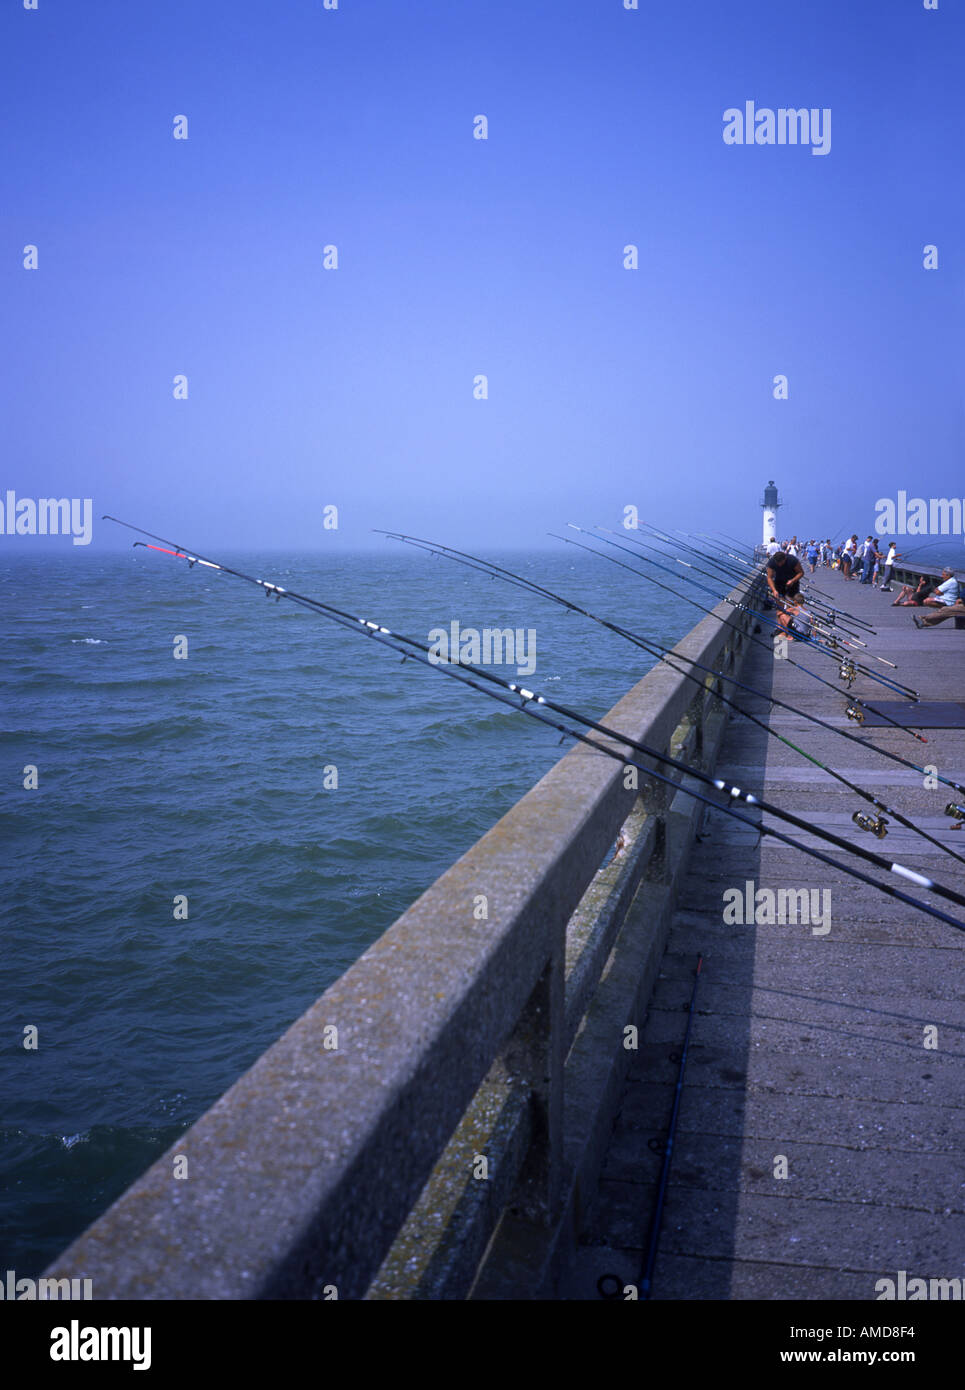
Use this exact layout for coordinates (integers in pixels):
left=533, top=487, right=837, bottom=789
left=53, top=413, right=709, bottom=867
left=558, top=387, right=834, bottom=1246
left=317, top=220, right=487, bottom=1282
left=914, top=598, right=965, bottom=628
left=921, top=568, right=960, bottom=609
left=892, top=575, right=935, bottom=607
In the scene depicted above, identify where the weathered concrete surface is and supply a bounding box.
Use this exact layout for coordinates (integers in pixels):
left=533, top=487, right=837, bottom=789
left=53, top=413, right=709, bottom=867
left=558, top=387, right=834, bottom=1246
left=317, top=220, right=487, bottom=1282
left=42, top=573, right=756, bottom=1300
left=559, top=573, right=965, bottom=1300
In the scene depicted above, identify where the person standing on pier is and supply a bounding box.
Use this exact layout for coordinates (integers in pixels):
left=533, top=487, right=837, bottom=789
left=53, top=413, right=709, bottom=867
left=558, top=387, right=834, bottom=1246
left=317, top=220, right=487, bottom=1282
left=859, top=536, right=876, bottom=584
left=879, top=541, right=900, bottom=592
left=892, top=574, right=933, bottom=606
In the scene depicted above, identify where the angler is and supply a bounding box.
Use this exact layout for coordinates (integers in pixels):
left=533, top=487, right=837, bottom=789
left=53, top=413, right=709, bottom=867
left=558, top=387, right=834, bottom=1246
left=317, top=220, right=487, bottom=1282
left=557, top=528, right=929, bottom=746
left=623, top=523, right=879, bottom=641
left=644, top=525, right=876, bottom=638
left=103, top=516, right=965, bottom=935
left=591, top=524, right=911, bottom=689
left=608, top=527, right=903, bottom=676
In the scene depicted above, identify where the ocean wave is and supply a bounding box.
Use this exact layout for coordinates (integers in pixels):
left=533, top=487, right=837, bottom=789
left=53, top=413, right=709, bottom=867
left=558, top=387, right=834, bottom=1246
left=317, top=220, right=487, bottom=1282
left=70, top=638, right=106, bottom=645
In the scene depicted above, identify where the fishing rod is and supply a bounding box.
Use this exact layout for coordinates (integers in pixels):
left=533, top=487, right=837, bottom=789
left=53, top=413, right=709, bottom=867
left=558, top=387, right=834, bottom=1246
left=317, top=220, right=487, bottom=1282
left=691, top=533, right=880, bottom=637
left=649, top=538, right=873, bottom=651
left=589, top=524, right=910, bottom=692
left=615, top=526, right=882, bottom=657
left=710, top=530, right=753, bottom=556
left=590, top=525, right=916, bottom=697
left=103, top=516, right=965, bottom=931
left=693, top=534, right=760, bottom=577
left=376, top=531, right=965, bottom=866
left=669, top=529, right=764, bottom=586
left=577, top=525, right=927, bottom=738
left=641, top=527, right=916, bottom=682
left=557, top=528, right=930, bottom=748
left=636, top=525, right=879, bottom=645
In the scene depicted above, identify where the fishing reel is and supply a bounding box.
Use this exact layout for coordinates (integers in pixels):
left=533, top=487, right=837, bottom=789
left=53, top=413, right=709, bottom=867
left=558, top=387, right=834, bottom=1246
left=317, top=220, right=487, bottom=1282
left=853, top=810, right=888, bottom=839
left=845, top=702, right=864, bottom=725
left=838, top=658, right=857, bottom=685
left=945, top=802, right=965, bottom=829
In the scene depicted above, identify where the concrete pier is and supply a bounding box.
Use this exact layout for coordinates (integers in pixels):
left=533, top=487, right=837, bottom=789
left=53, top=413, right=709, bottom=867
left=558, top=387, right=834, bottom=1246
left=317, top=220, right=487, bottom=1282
left=559, top=571, right=965, bottom=1300
left=40, top=560, right=963, bottom=1299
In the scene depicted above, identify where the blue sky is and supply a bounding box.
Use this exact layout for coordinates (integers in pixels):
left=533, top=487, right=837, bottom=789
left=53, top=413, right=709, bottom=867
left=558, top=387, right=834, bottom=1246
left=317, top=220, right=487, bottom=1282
left=2, top=0, right=963, bottom=551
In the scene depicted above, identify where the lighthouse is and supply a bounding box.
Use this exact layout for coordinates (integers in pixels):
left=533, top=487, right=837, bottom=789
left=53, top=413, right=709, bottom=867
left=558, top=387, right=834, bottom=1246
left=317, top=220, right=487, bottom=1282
left=761, top=479, right=781, bottom=547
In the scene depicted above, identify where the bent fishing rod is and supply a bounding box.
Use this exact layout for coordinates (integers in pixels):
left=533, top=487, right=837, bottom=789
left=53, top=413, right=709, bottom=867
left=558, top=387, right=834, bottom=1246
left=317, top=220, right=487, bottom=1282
left=624, top=528, right=888, bottom=659
left=683, top=528, right=885, bottom=642
left=651, top=527, right=877, bottom=639
left=558, top=528, right=927, bottom=746
left=602, top=525, right=902, bottom=679
left=649, top=525, right=855, bottom=614
left=104, top=517, right=965, bottom=932
left=639, top=532, right=874, bottom=651
left=375, top=531, right=965, bottom=865
left=680, top=528, right=881, bottom=638
left=706, top=529, right=756, bottom=560
left=568, top=526, right=925, bottom=737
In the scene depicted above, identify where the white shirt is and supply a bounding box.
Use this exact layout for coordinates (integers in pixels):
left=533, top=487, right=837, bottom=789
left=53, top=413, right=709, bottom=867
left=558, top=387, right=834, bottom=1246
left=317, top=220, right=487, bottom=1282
left=766, top=542, right=780, bottom=555
left=885, top=546, right=897, bottom=564
left=935, top=577, right=960, bottom=606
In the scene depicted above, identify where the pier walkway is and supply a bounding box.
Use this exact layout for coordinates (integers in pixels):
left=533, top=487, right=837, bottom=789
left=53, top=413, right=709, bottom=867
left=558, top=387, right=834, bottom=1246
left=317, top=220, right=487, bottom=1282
left=559, top=574, right=965, bottom=1300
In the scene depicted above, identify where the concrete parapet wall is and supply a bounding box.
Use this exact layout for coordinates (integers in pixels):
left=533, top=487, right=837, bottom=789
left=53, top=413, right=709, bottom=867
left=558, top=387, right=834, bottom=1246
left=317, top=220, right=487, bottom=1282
left=44, top=572, right=763, bottom=1300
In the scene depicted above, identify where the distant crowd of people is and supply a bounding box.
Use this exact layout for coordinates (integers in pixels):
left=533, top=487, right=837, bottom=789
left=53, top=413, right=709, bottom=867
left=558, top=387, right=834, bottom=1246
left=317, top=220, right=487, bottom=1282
left=764, top=536, right=963, bottom=629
